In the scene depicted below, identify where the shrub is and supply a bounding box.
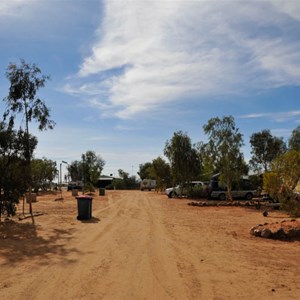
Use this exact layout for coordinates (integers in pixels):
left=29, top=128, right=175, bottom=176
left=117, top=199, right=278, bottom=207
left=187, top=185, right=207, bottom=199
left=280, top=189, right=300, bottom=217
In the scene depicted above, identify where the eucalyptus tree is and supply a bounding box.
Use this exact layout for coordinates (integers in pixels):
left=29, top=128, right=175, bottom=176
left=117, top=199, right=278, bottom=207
left=288, top=125, right=300, bottom=151
left=195, top=141, right=216, bottom=181
left=203, top=115, right=246, bottom=200
left=264, top=150, right=300, bottom=216
left=68, top=160, right=82, bottom=181
left=3, top=59, right=55, bottom=214
left=150, top=156, right=171, bottom=190
left=31, top=158, right=57, bottom=192
left=249, top=129, right=286, bottom=173
left=164, top=131, right=201, bottom=186
left=138, top=162, right=153, bottom=180
left=81, top=150, right=105, bottom=189
left=68, top=151, right=105, bottom=192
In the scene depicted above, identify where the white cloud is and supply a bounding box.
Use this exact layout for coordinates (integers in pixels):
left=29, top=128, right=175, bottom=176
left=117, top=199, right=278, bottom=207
left=0, top=0, right=27, bottom=16
left=271, top=128, right=293, bottom=138
left=65, top=0, right=300, bottom=119
left=238, top=110, right=300, bottom=123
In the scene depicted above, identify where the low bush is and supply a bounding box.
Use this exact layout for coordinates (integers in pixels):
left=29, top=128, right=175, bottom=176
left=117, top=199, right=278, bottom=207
left=187, top=185, right=208, bottom=199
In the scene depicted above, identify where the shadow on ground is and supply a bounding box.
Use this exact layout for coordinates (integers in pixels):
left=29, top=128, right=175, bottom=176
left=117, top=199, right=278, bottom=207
left=79, top=216, right=100, bottom=224
left=0, top=221, right=81, bottom=266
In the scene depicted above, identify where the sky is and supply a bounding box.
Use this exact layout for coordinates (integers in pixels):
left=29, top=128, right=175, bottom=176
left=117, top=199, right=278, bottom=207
left=0, top=0, right=300, bottom=180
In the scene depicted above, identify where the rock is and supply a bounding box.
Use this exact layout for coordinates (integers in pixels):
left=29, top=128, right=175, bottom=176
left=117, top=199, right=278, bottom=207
left=286, top=228, right=300, bottom=240
left=272, top=228, right=287, bottom=240
left=261, top=228, right=272, bottom=238
left=250, top=226, right=257, bottom=235
left=253, top=229, right=262, bottom=237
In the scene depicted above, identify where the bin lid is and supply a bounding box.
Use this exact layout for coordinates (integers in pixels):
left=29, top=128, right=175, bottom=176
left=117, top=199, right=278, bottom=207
left=75, top=195, right=93, bottom=200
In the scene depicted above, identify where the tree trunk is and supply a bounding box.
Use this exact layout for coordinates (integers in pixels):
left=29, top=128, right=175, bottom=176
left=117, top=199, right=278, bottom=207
left=226, top=178, right=233, bottom=201
left=24, top=101, right=33, bottom=216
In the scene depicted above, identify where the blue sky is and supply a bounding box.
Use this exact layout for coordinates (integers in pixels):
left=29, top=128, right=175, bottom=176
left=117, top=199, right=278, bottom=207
left=0, top=0, right=300, bottom=179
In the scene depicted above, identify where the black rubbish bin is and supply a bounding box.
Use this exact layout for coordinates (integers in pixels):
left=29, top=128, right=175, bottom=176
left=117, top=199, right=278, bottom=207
left=76, top=195, right=93, bottom=220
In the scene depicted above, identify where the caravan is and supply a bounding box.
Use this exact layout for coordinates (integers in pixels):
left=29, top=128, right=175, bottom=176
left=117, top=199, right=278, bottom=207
left=140, top=179, right=156, bottom=191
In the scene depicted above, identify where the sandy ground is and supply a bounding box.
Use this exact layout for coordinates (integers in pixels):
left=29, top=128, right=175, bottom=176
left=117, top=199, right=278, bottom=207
left=0, top=190, right=299, bottom=300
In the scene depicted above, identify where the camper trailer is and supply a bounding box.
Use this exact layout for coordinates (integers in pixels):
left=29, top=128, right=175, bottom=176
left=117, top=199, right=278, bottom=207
left=140, top=179, right=156, bottom=191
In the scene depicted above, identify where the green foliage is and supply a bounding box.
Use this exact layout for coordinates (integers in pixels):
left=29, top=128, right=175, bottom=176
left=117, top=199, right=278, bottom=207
left=2, top=59, right=55, bottom=215
left=83, top=182, right=95, bottom=194
left=149, top=157, right=171, bottom=191
left=248, top=174, right=263, bottom=195
left=116, top=169, right=138, bottom=189
left=280, top=189, right=300, bottom=218
left=3, top=59, right=55, bottom=134
left=195, top=142, right=215, bottom=181
left=263, top=172, right=281, bottom=202
left=274, top=150, right=300, bottom=190
left=0, top=122, right=36, bottom=217
left=164, top=131, right=201, bottom=185
left=264, top=150, right=300, bottom=216
left=82, top=150, right=105, bottom=186
left=69, top=151, right=105, bottom=190
left=249, top=129, right=286, bottom=172
left=186, top=185, right=208, bottom=199
left=138, top=162, right=154, bottom=180
left=68, top=160, right=82, bottom=181
left=203, top=115, right=246, bottom=200
left=288, top=125, right=300, bottom=151
left=31, top=158, right=57, bottom=192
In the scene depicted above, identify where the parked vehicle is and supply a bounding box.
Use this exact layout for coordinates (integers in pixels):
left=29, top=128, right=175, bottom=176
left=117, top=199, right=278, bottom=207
left=67, top=181, right=83, bottom=191
left=210, top=189, right=257, bottom=200
left=140, top=179, right=156, bottom=191
left=208, top=174, right=257, bottom=200
left=165, top=181, right=206, bottom=198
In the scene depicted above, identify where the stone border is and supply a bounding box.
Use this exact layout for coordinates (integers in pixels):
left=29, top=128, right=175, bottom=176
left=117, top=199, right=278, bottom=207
left=188, top=200, right=281, bottom=210
left=250, top=220, right=300, bottom=241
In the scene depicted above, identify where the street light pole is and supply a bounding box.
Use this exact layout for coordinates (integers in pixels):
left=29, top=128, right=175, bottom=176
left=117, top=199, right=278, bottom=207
left=60, top=161, right=68, bottom=200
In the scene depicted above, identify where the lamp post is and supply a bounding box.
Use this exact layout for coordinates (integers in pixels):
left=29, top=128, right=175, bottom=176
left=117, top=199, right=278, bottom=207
left=60, top=160, right=68, bottom=199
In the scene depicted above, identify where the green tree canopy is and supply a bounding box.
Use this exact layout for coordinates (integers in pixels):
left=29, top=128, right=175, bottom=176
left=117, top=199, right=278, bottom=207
left=195, top=141, right=216, bottom=181
left=288, top=125, right=300, bottom=151
left=31, top=158, right=57, bottom=192
left=68, top=150, right=105, bottom=192
left=203, top=115, right=246, bottom=200
left=138, top=162, right=153, bottom=180
left=3, top=59, right=55, bottom=134
left=249, top=129, right=286, bottom=172
left=149, top=156, right=171, bottom=190
left=164, top=131, right=201, bottom=185
left=0, top=122, right=37, bottom=218
left=3, top=59, right=55, bottom=214
left=113, top=169, right=138, bottom=189
left=68, top=160, right=82, bottom=181
left=264, top=150, right=300, bottom=216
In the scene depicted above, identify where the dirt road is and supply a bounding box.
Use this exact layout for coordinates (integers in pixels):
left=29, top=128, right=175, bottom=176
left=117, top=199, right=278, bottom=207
left=0, top=190, right=299, bottom=299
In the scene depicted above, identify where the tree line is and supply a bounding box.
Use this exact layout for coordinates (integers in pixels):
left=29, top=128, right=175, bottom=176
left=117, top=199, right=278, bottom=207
left=1, top=60, right=299, bottom=218
left=139, top=116, right=300, bottom=215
